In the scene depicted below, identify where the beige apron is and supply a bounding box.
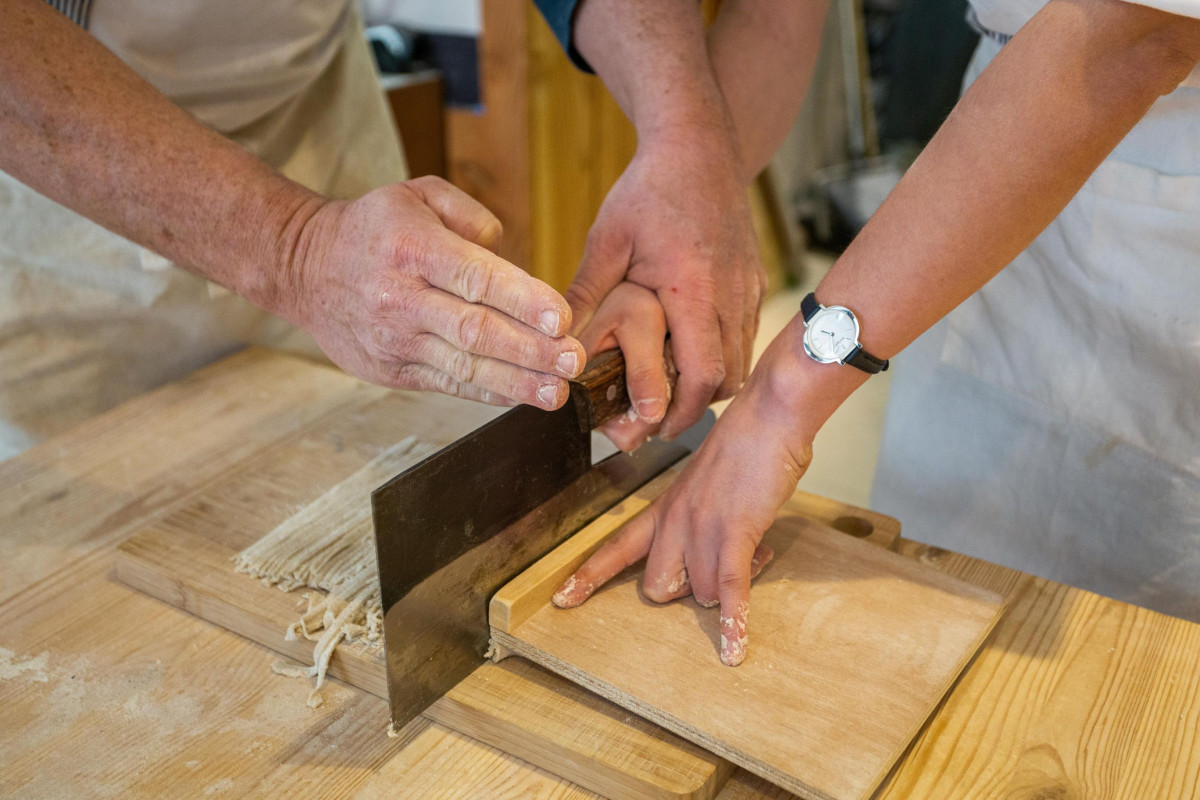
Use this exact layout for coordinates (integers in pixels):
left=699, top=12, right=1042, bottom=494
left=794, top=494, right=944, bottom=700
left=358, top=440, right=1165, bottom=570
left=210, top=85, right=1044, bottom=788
left=872, top=31, right=1200, bottom=622
left=0, top=3, right=407, bottom=459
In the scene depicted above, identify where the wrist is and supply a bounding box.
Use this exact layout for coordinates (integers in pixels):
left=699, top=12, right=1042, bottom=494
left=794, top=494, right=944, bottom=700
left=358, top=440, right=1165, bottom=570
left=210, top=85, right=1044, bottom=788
left=633, top=100, right=744, bottom=172
left=241, top=178, right=328, bottom=325
left=748, top=318, right=870, bottom=445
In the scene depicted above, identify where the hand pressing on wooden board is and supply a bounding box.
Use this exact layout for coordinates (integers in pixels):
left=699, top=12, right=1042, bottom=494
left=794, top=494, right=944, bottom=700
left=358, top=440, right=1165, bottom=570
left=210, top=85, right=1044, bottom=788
left=553, top=0, right=1200, bottom=665
left=551, top=330, right=841, bottom=665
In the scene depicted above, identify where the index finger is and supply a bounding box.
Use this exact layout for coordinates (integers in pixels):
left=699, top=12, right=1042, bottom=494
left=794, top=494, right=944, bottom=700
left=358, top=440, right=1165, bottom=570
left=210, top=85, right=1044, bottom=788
left=552, top=505, right=657, bottom=609
left=420, top=235, right=572, bottom=338
left=717, top=543, right=756, bottom=666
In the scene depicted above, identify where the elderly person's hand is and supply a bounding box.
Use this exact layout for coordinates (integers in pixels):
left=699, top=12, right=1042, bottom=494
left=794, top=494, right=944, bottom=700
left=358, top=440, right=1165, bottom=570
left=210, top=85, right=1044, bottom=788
left=567, top=126, right=766, bottom=445
left=285, top=176, right=585, bottom=408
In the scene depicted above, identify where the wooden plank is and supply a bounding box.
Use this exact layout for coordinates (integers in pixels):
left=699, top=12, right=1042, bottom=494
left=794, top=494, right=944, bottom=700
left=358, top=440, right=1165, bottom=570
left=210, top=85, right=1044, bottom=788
left=0, top=347, right=384, bottom=605
left=492, top=512, right=1005, bottom=800
left=111, top=380, right=899, bottom=800
left=109, top=384, right=735, bottom=800
left=115, top=520, right=730, bottom=800
left=876, top=541, right=1200, bottom=800
left=0, top=558, right=600, bottom=800
left=491, top=466, right=900, bottom=633
left=431, top=658, right=735, bottom=800
left=526, top=3, right=637, bottom=293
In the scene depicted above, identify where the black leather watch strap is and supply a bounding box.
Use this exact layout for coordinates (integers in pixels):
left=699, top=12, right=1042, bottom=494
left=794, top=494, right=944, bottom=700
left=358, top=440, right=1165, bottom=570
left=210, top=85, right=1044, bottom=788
left=800, top=291, right=820, bottom=323
left=845, top=345, right=889, bottom=375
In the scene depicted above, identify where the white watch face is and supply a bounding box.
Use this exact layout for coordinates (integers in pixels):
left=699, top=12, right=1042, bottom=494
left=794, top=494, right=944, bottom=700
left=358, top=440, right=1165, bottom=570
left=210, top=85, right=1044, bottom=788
left=805, top=307, right=859, bottom=363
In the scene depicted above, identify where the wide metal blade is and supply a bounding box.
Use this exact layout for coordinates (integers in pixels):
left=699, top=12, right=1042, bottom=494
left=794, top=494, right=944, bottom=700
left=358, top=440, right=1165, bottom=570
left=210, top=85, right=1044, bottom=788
left=372, top=397, right=713, bottom=732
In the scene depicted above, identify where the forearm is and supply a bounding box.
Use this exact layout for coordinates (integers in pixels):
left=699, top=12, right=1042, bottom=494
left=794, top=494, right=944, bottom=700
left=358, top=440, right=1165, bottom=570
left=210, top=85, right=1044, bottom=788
left=573, top=0, right=737, bottom=147
left=0, top=0, right=318, bottom=317
left=707, top=0, right=831, bottom=181
left=767, top=0, right=1200, bottom=438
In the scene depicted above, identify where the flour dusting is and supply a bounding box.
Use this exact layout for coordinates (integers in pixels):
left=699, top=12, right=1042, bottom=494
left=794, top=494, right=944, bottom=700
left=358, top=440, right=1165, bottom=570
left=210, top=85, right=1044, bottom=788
left=0, top=647, right=50, bottom=682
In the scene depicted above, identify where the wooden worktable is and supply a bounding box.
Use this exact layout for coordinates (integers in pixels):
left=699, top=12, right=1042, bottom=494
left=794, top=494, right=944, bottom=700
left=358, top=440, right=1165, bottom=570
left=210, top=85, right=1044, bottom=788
left=2, top=348, right=1198, bottom=799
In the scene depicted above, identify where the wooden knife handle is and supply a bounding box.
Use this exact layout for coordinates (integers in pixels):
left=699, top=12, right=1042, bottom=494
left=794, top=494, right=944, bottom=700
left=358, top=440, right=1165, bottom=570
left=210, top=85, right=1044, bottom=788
left=568, top=342, right=676, bottom=432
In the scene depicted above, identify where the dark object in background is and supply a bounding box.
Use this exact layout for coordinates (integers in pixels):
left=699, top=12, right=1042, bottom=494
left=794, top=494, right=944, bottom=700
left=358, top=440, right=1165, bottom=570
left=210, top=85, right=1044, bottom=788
left=801, top=0, right=978, bottom=251
left=382, top=72, right=445, bottom=179
left=367, top=25, right=481, bottom=109
left=413, top=33, right=481, bottom=108
left=872, top=0, right=979, bottom=146
left=801, top=151, right=915, bottom=252
left=367, top=25, right=417, bottom=73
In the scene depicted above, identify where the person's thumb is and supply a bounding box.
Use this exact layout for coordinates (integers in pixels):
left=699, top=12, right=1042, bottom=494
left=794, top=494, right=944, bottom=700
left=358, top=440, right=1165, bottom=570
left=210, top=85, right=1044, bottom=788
left=404, top=175, right=503, bottom=252
left=566, top=218, right=632, bottom=337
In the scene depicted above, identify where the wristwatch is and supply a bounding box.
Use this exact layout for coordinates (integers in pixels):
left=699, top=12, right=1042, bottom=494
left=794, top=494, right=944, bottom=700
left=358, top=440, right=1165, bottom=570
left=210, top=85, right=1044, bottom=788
left=800, top=293, right=889, bottom=374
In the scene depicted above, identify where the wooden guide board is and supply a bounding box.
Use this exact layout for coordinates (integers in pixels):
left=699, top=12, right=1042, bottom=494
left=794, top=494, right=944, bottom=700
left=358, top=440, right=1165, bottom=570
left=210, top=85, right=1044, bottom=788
left=112, top=381, right=923, bottom=799
left=492, top=497, right=1008, bottom=800
left=112, top=382, right=897, bottom=799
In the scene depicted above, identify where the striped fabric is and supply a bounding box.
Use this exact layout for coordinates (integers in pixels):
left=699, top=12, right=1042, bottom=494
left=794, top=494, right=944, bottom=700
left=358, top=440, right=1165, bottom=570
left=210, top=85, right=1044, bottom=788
left=965, top=6, right=1013, bottom=44
left=45, top=0, right=95, bottom=28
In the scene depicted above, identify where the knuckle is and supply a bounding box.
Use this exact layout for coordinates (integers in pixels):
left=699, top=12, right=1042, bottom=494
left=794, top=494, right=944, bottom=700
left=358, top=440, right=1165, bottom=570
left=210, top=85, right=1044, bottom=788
left=445, top=349, right=480, bottom=385
left=477, top=216, right=503, bottom=248
left=718, top=566, right=746, bottom=592
left=407, top=174, right=439, bottom=192
left=694, top=362, right=726, bottom=393
left=454, top=304, right=490, bottom=351
left=458, top=258, right=497, bottom=304
left=387, top=362, right=425, bottom=391
left=431, top=369, right=462, bottom=397
left=564, top=281, right=601, bottom=316
left=389, top=230, right=432, bottom=275
left=368, top=273, right=406, bottom=313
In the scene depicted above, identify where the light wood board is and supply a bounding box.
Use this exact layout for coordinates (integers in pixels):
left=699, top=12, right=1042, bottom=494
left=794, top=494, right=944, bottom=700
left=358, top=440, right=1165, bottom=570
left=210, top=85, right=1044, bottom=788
left=112, top=363, right=900, bottom=800
left=112, top=375, right=752, bottom=799
left=492, top=497, right=1007, bottom=800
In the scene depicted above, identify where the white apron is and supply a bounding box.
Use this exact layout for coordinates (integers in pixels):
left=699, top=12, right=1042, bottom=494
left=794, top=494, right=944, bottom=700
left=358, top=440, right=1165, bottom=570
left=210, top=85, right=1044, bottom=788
left=0, top=2, right=406, bottom=459
left=871, top=23, right=1200, bottom=622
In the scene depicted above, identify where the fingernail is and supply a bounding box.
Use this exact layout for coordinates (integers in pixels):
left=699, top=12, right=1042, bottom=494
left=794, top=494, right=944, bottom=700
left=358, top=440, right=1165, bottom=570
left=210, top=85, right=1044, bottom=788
left=537, top=383, right=558, bottom=408
left=720, top=607, right=749, bottom=665
left=635, top=398, right=665, bottom=423
left=665, top=567, right=689, bottom=595
left=538, top=309, right=560, bottom=336
left=721, top=634, right=747, bottom=666
left=552, top=575, right=592, bottom=608
left=556, top=350, right=579, bottom=377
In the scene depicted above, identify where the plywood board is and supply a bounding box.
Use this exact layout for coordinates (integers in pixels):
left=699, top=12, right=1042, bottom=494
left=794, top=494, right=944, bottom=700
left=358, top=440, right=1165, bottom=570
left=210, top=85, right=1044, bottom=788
left=492, top=504, right=1006, bottom=800
left=113, top=387, right=741, bottom=800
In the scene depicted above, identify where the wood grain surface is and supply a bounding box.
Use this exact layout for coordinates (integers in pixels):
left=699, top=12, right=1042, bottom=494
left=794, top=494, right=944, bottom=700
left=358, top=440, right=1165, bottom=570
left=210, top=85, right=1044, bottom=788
left=6, top=349, right=1200, bottom=799
left=111, top=362, right=899, bottom=800
left=107, top=355, right=730, bottom=800
left=493, top=503, right=1006, bottom=800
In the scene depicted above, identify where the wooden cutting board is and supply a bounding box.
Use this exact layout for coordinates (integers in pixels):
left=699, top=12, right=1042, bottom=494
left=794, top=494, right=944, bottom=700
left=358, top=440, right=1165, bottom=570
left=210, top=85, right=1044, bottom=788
left=114, top=384, right=901, bottom=800
left=490, top=469, right=1008, bottom=800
